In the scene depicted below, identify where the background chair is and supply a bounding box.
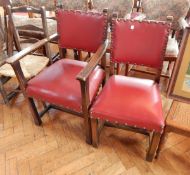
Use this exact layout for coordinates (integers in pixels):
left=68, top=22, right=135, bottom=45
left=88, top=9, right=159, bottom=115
left=58, top=0, right=90, bottom=11
left=156, top=27, right=190, bottom=158
left=139, top=0, right=190, bottom=76
left=1, top=1, right=57, bottom=50
left=0, top=12, right=15, bottom=104
left=85, top=17, right=170, bottom=161
left=156, top=101, right=190, bottom=158
left=89, top=0, right=134, bottom=18
left=8, top=10, right=108, bottom=144
left=6, top=5, right=52, bottom=51
left=0, top=6, right=51, bottom=104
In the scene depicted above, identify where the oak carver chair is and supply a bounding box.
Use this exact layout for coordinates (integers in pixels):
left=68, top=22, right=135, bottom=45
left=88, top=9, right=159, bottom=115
left=7, top=10, right=108, bottom=144
left=88, top=17, right=170, bottom=161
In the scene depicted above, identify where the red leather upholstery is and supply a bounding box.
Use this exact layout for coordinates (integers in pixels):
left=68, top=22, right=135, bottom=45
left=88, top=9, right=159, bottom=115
left=111, top=20, right=170, bottom=68
left=90, top=75, right=164, bottom=132
left=57, top=10, right=107, bottom=53
left=26, top=59, right=105, bottom=112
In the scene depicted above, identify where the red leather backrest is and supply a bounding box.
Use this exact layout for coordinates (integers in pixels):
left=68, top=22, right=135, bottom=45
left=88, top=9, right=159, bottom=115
left=57, top=10, right=107, bottom=53
left=111, top=20, right=170, bottom=69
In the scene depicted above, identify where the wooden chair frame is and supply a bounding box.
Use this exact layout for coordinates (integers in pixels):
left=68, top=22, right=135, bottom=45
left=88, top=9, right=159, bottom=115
left=79, top=15, right=170, bottom=161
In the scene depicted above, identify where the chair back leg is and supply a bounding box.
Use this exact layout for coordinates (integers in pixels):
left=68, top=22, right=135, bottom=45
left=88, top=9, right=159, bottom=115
left=27, top=97, right=42, bottom=126
left=146, top=132, right=162, bottom=162
left=0, top=79, right=9, bottom=104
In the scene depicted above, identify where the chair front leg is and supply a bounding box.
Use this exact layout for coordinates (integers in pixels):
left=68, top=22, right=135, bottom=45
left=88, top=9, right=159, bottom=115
left=84, top=110, right=92, bottom=145
left=80, top=80, right=92, bottom=144
left=27, top=97, right=42, bottom=126
left=91, top=118, right=99, bottom=148
left=146, top=132, right=162, bottom=162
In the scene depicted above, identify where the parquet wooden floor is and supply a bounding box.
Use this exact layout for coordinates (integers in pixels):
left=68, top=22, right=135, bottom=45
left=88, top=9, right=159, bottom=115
left=0, top=79, right=190, bottom=175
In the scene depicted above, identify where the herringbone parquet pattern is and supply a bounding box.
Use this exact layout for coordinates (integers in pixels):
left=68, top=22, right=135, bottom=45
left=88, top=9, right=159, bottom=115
left=0, top=88, right=190, bottom=175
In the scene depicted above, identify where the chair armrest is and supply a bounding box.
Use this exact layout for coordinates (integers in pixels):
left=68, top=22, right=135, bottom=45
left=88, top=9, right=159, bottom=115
left=6, top=33, right=58, bottom=65
left=77, top=39, right=108, bottom=82
left=4, top=33, right=58, bottom=91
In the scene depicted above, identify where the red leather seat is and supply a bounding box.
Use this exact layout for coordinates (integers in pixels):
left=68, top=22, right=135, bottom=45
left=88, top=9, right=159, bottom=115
left=90, top=75, right=164, bottom=132
left=26, top=59, right=105, bottom=112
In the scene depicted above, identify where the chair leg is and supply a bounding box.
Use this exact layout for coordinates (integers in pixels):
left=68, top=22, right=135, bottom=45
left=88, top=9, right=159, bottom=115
left=74, top=49, right=79, bottom=60
left=146, top=132, right=162, bottom=162
left=155, top=128, right=169, bottom=159
left=91, top=118, right=99, bottom=148
left=27, top=97, right=42, bottom=126
left=84, top=112, right=92, bottom=145
left=0, top=79, right=9, bottom=104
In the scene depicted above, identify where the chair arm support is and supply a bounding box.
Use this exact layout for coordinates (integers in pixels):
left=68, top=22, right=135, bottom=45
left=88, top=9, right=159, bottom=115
left=77, top=39, right=108, bottom=82
left=6, top=33, right=58, bottom=65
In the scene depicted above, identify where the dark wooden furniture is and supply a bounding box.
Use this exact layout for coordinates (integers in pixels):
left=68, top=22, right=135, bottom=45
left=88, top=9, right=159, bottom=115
left=6, top=5, right=54, bottom=51
left=0, top=6, right=52, bottom=104
left=156, top=27, right=190, bottom=158
left=89, top=0, right=135, bottom=18
left=139, top=0, right=190, bottom=75
left=0, top=12, right=15, bottom=104
left=6, top=10, right=108, bottom=144
left=82, top=16, right=170, bottom=161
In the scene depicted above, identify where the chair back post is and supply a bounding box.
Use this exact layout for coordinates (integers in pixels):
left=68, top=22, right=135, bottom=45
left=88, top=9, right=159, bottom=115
left=110, top=12, right=118, bottom=76
left=40, top=6, right=52, bottom=63
left=100, top=8, right=109, bottom=70
left=133, top=0, right=142, bottom=12
left=88, top=0, right=93, bottom=10
left=6, top=5, right=22, bottom=52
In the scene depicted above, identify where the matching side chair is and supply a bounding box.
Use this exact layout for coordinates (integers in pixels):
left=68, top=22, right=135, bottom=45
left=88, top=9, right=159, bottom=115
left=7, top=10, right=108, bottom=144
left=87, top=18, right=170, bottom=161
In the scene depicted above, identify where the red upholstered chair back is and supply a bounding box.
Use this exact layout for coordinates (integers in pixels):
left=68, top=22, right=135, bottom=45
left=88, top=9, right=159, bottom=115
left=56, top=10, right=108, bottom=53
left=111, top=20, right=170, bottom=69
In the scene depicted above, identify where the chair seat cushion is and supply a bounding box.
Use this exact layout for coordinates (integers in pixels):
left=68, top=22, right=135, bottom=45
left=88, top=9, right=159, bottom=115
left=165, top=36, right=179, bottom=57
left=26, top=59, right=105, bottom=113
left=90, top=75, right=164, bottom=132
left=0, top=55, right=49, bottom=79
left=14, top=15, right=57, bottom=36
